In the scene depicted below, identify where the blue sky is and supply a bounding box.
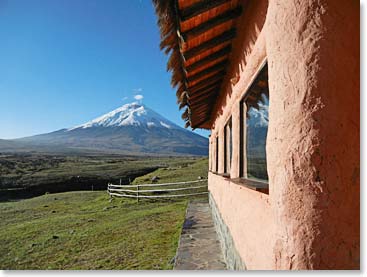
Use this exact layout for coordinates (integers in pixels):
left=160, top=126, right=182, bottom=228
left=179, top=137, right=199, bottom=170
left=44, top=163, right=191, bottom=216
left=0, top=0, right=210, bottom=139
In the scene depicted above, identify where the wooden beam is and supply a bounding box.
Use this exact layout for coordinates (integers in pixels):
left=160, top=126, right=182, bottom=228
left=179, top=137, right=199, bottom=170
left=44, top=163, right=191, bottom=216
left=193, top=107, right=211, bottom=116
left=193, top=108, right=214, bottom=119
left=190, top=94, right=216, bottom=107
left=191, top=117, right=210, bottom=129
left=187, top=63, right=227, bottom=84
left=187, top=73, right=223, bottom=94
left=193, top=112, right=211, bottom=120
left=188, top=80, right=222, bottom=96
left=191, top=93, right=218, bottom=107
left=192, top=113, right=212, bottom=125
left=185, top=45, right=231, bottom=72
left=189, top=86, right=219, bottom=101
left=179, top=0, right=231, bottom=22
left=188, top=86, right=220, bottom=103
left=192, top=99, right=216, bottom=111
left=182, top=7, right=242, bottom=41
left=192, top=102, right=210, bottom=110
left=192, top=107, right=210, bottom=116
left=191, top=92, right=218, bottom=105
left=190, top=99, right=215, bottom=110
left=183, top=28, right=236, bottom=61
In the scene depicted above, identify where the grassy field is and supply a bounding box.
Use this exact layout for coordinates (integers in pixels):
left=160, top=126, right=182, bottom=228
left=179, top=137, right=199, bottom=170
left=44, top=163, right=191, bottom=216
left=0, top=158, right=208, bottom=270
left=133, top=158, right=208, bottom=184
left=0, top=153, right=203, bottom=201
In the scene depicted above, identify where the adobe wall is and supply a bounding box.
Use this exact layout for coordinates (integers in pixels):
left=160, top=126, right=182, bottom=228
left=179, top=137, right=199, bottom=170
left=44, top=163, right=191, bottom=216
left=208, top=0, right=274, bottom=269
left=266, top=0, right=359, bottom=269
left=208, top=0, right=359, bottom=270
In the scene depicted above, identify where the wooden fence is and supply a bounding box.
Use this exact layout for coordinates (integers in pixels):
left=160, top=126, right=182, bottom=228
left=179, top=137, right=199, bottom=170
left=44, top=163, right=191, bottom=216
left=107, top=179, right=208, bottom=200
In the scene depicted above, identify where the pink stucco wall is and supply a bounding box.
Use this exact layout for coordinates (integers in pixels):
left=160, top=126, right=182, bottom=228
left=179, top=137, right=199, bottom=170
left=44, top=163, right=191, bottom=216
left=209, top=173, right=275, bottom=269
left=208, top=0, right=359, bottom=270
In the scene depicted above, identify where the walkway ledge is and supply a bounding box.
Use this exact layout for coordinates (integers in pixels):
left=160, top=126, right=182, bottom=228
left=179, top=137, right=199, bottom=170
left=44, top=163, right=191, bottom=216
left=174, top=199, right=227, bottom=270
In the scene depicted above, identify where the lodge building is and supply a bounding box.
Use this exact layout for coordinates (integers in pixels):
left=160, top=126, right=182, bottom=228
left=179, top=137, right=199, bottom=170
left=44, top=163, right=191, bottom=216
left=153, top=0, right=359, bottom=270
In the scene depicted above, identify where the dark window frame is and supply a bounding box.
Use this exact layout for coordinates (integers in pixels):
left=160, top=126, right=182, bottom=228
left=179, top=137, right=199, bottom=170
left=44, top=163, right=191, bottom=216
left=215, top=136, right=219, bottom=173
left=224, top=117, right=232, bottom=175
left=239, top=61, right=269, bottom=194
left=223, top=125, right=227, bottom=174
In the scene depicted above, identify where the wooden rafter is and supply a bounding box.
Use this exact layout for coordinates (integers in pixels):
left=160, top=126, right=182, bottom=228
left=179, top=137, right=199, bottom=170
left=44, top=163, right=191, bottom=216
left=191, top=117, right=210, bottom=129
left=190, top=95, right=218, bottom=108
left=190, top=96, right=216, bottom=109
left=181, top=7, right=242, bottom=41
left=192, top=112, right=212, bottom=124
left=179, top=0, right=231, bottom=22
left=153, top=0, right=243, bottom=129
left=192, top=100, right=216, bottom=110
left=190, top=90, right=219, bottom=104
left=191, top=101, right=210, bottom=109
left=185, top=45, right=231, bottom=72
left=187, top=74, right=223, bottom=94
left=187, top=62, right=227, bottom=83
left=182, top=28, right=236, bottom=61
left=189, top=86, right=219, bottom=101
left=192, top=106, right=211, bottom=115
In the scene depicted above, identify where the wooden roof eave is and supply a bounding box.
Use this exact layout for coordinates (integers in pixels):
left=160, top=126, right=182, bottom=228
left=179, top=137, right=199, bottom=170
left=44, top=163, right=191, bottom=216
left=182, top=28, right=236, bottom=61
left=153, top=0, right=243, bottom=129
left=180, top=6, right=242, bottom=42
left=178, top=0, right=232, bottom=21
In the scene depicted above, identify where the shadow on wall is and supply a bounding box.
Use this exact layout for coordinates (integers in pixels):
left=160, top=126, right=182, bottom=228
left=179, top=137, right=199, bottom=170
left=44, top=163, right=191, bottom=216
left=213, top=0, right=269, bottom=123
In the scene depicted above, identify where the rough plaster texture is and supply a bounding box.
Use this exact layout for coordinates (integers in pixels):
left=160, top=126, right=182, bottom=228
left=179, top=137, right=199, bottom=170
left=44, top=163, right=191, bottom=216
left=208, top=0, right=359, bottom=270
left=266, top=0, right=359, bottom=269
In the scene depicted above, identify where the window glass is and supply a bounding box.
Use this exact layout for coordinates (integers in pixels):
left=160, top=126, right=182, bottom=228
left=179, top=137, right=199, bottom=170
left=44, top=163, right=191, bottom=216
left=246, top=90, right=269, bottom=182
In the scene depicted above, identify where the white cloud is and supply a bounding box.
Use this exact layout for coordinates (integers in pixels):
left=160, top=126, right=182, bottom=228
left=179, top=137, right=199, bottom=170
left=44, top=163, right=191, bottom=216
left=134, top=94, right=144, bottom=101
left=133, top=88, right=143, bottom=93
left=122, top=96, right=128, bottom=101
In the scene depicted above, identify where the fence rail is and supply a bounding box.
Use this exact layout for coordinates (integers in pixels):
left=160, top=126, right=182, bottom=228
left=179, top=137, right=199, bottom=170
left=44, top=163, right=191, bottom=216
left=107, top=179, right=208, bottom=200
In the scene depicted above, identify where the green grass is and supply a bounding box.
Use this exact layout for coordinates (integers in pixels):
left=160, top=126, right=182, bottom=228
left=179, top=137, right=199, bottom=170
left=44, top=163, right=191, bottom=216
left=0, top=158, right=209, bottom=270
left=0, top=192, right=187, bottom=269
left=132, top=157, right=208, bottom=184
left=0, top=153, right=202, bottom=189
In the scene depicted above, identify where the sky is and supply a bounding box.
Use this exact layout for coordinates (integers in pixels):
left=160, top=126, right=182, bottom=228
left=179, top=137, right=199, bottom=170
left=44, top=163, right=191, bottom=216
left=0, top=0, right=210, bottom=139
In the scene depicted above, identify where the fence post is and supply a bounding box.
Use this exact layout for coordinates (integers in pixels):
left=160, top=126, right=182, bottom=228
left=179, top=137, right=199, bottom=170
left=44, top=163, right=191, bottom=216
left=108, top=183, right=112, bottom=199
left=137, top=184, right=139, bottom=203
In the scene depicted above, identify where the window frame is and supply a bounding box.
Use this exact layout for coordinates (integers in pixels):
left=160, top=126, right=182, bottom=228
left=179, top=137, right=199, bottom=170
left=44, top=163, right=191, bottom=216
left=238, top=61, right=269, bottom=193
left=215, top=136, right=219, bottom=173
left=224, top=117, right=232, bottom=175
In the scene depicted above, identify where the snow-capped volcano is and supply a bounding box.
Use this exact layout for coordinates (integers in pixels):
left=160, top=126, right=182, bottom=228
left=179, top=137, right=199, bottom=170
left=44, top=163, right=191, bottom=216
left=69, top=102, right=178, bottom=130
left=12, top=102, right=208, bottom=156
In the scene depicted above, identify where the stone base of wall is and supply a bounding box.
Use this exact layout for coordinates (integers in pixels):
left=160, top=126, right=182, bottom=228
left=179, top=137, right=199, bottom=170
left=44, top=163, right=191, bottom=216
left=209, top=193, right=246, bottom=270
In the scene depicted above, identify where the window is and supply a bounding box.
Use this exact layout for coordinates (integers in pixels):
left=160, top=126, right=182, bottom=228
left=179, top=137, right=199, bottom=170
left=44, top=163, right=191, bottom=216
left=240, top=62, right=269, bottom=190
left=209, top=140, right=212, bottom=171
left=246, top=90, right=269, bottom=181
left=224, top=118, right=232, bottom=175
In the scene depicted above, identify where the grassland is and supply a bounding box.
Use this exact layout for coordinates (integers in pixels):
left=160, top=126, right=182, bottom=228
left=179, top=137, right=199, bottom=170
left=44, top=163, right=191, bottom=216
left=0, top=158, right=208, bottom=270
left=0, top=153, right=203, bottom=201
left=132, top=157, right=208, bottom=184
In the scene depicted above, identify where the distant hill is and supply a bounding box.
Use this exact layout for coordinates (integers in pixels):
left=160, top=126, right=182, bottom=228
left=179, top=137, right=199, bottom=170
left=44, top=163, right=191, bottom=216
left=1, top=102, right=208, bottom=156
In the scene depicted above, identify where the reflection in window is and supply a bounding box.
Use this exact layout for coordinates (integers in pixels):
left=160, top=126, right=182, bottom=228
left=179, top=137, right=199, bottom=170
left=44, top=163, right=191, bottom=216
left=246, top=90, right=269, bottom=182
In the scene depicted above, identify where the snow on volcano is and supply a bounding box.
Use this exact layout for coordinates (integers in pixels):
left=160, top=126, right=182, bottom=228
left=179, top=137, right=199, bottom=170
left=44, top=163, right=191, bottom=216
left=68, top=102, right=179, bottom=131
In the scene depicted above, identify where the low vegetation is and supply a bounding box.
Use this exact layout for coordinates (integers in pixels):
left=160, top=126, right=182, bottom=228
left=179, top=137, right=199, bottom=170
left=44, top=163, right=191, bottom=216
left=0, top=153, right=203, bottom=201
left=0, top=157, right=208, bottom=270
left=132, top=158, right=208, bottom=185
